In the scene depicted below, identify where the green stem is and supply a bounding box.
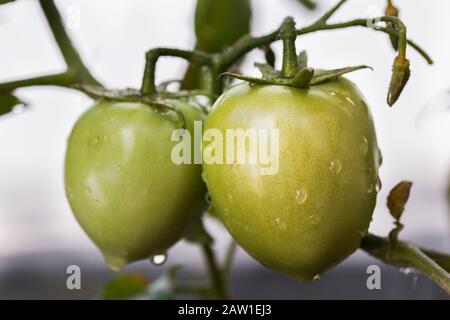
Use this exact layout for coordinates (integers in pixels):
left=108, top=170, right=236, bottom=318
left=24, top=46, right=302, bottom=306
left=220, top=15, right=431, bottom=72
left=361, top=234, right=450, bottom=294
left=280, top=17, right=299, bottom=77
left=223, top=241, right=237, bottom=279
left=141, top=48, right=213, bottom=95
left=201, top=243, right=228, bottom=299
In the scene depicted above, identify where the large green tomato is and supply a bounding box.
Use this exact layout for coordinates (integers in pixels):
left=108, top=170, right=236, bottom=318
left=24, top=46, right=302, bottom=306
left=65, top=100, right=206, bottom=270
left=203, top=79, right=381, bottom=281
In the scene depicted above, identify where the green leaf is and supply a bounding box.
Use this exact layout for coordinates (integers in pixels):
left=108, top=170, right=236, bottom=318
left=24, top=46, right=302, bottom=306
left=297, top=51, right=308, bottom=69
left=220, top=72, right=275, bottom=85
left=0, top=93, right=26, bottom=116
left=101, top=274, right=148, bottom=300
left=387, top=181, right=413, bottom=221
left=310, top=65, right=372, bottom=85
left=0, top=0, right=15, bottom=5
left=254, top=63, right=281, bottom=81
left=185, top=219, right=214, bottom=245
left=135, top=267, right=179, bottom=300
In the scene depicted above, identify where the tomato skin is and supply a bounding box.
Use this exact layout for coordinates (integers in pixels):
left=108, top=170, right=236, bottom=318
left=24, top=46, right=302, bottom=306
left=203, top=79, right=381, bottom=281
left=65, top=100, right=206, bottom=270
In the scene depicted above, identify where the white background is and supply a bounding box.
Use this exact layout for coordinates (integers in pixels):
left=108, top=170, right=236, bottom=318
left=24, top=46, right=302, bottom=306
left=0, top=0, right=449, bottom=270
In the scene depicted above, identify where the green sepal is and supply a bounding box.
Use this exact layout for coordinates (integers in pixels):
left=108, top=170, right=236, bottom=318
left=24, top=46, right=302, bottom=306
left=290, top=67, right=314, bottom=88
left=311, top=65, right=372, bottom=85
left=254, top=63, right=282, bottom=80
left=75, top=85, right=186, bottom=128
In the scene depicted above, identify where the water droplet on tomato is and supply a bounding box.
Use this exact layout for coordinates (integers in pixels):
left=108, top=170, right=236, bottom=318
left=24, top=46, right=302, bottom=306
left=375, top=177, right=382, bottom=193
left=105, top=255, right=127, bottom=271
left=313, top=274, right=321, bottom=281
left=205, top=192, right=212, bottom=204
left=345, top=96, right=356, bottom=106
left=377, top=148, right=383, bottom=166
left=201, top=171, right=208, bottom=183
left=151, top=254, right=167, bottom=266
left=295, top=188, right=308, bottom=205
left=360, top=136, right=369, bottom=155
left=329, top=159, right=342, bottom=174
left=367, top=184, right=374, bottom=193
left=275, top=217, right=287, bottom=230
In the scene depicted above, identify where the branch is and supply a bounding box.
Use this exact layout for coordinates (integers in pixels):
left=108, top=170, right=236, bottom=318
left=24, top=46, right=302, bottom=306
left=361, top=234, right=450, bottom=294
left=201, top=242, right=229, bottom=299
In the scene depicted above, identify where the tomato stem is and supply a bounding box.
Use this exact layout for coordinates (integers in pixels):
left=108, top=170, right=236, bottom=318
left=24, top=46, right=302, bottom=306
left=361, top=234, right=450, bottom=295
left=280, top=17, right=299, bottom=77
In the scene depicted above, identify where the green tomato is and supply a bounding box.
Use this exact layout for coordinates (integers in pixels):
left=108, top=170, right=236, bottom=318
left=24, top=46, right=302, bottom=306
left=65, top=100, right=206, bottom=270
left=203, top=79, right=382, bottom=281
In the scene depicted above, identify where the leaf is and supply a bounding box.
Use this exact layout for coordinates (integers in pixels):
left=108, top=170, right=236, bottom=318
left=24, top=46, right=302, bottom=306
left=0, top=93, right=26, bottom=117
left=135, top=267, right=179, bottom=300
left=387, top=181, right=413, bottom=221
left=297, top=50, right=308, bottom=69
left=254, top=63, right=281, bottom=81
left=311, top=65, right=372, bottom=85
left=101, top=274, right=148, bottom=300
left=185, top=219, right=214, bottom=245
left=289, top=67, right=314, bottom=88
left=220, top=72, right=275, bottom=85
left=0, top=0, right=15, bottom=5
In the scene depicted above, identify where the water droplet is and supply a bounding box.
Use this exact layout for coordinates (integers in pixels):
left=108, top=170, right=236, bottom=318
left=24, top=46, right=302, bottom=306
left=330, top=91, right=337, bottom=96
left=12, top=104, right=26, bottom=114
left=295, top=188, right=308, bottom=205
left=375, top=177, right=382, bottom=193
left=275, top=217, right=287, bottom=230
left=205, top=192, right=212, bottom=204
left=400, top=267, right=412, bottom=275
left=105, top=255, right=127, bottom=271
left=313, top=274, right=321, bottom=281
left=367, top=184, right=374, bottom=194
left=329, top=159, right=342, bottom=174
left=201, top=171, right=208, bottom=183
left=377, top=148, right=383, bottom=166
left=360, top=136, right=369, bottom=155
left=345, top=96, right=356, bottom=106
left=151, top=254, right=167, bottom=266
left=66, top=190, right=74, bottom=200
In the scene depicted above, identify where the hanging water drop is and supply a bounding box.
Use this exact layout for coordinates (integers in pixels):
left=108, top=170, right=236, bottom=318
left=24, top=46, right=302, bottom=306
left=295, top=188, right=308, bottom=205
left=201, top=171, right=208, bottom=183
left=375, top=177, right=382, bottom=193
left=151, top=254, right=167, bottom=266
left=329, top=159, right=342, bottom=174
left=105, top=255, right=127, bottom=271
left=360, top=136, right=369, bottom=155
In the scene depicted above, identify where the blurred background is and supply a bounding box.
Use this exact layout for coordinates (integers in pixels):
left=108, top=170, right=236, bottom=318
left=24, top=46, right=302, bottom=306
left=0, top=0, right=449, bottom=299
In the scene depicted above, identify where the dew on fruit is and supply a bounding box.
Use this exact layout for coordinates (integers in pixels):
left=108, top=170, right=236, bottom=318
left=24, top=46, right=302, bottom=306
left=329, top=91, right=337, bottom=97
left=400, top=267, right=412, bottom=275
left=151, top=254, right=167, bottom=266
left=295, top=188, right=308, bottom=205
left=313, top=274, right=321, bottom=281
left=205, top=192, right=212, bottom=204
left=360, top=136, right=369, bottom=155
left=375, top=177, right=382, bottom=193
left=329, top=159, right=342, bottom=174
left=345, top=96, right=356, bottom=106
left=377, top=148, right=383, bottom=166
left=367, top=184, right=374, bottom=194
left=275, top=217, right=287, bottom=230
left=201, top=171, right=208, bottom=183
left=105, top=255, right=127, bottom=271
